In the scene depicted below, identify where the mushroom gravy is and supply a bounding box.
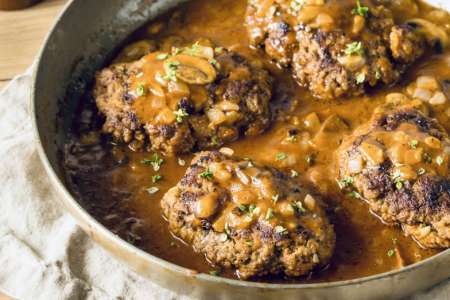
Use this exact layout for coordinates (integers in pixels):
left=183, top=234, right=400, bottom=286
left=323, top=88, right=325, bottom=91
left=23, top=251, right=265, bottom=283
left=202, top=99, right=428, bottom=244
left=63, top=0, right=450, bottom=282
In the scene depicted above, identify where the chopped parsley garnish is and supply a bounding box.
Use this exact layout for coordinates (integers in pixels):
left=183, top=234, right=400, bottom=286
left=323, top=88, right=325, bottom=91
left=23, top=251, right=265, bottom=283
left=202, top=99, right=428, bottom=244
left=146, top=187, right=160, bottom=194
left=136, top=84, right=145, bottom=96
left=209, top=58, right=219, bottom=67
left=156, top=53, right=169, bottom=60
left=349, top=191, right=362, bottom=199
left=356, top=73, right=366, bottom=84
left=293, top=201, right=306, bottom=213
left=239, top=204, right=248, bottom=213
left=409, top=139, right=419, bottom=149
left=265, top=208, right=274, bottom=220
left=199, top=168, right=213, bottom=180
left=291, top=170, right=299, bottom=178
left=345, top=41, right=364, bottom=56
left=152, top=174, right=162, bottom=183
left=436, top=156, right=444, bottom=166
left=423, top=153, right=433, bottom=164
left=245, top=240, right=253, bottom=246
left=387, top=249, right=395, bottom=257
left=272, top=194, right=280, bottom=203
left=392, top=171, right=404, bottom=190
left=306, top=154, right=315, bottom=166
left=141, top=153, right=164, bottom=171
left=174, top=108, right=189, bottom=123
left=163, top=61, right=180, bottom=82
left=287, top=135, right=297, bottom=143
left=417, top=168, right=426, bottom=176
left=352, top=0, right=369, bottom=17
left=185, top=42, right=200, bottom=56
left=214, top=47, right=224, bottom=54
left=211, top=136, right=219, bottom=146
left=290, top=0, right=306, bottom=12
left=337, top=176, right=354, bottom=189
left=276, top=152, right=288, bottom=161
left=248, top=204, right=257, bottom=214
left=375, top=69, right=381, bottom=80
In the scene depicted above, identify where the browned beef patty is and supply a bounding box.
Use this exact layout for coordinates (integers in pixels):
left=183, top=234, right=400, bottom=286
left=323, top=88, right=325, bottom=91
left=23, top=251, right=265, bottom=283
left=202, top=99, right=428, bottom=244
left=246, top=0, right=426, bottom=99
left=94, top=40, right=273, bottom=155
left=337, top=105, right=450, bottom=248
left=161, top=150, right=335, bottom=279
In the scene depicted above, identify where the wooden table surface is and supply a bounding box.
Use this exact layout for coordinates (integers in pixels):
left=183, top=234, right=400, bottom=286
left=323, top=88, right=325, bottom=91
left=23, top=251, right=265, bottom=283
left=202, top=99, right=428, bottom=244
left=0, top=0, right=68, bottom=90
left=0, top=1, right=68, bottom=297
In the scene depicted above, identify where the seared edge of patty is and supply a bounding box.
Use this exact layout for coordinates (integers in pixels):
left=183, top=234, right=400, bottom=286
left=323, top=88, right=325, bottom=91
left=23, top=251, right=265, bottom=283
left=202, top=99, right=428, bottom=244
left=161, top=151, right=335, bottom=278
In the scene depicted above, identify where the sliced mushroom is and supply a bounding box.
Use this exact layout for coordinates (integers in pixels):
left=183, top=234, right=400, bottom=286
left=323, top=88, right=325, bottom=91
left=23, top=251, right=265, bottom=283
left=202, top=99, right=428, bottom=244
left=166, top=54, right=217, bottom=85
left=407, top=18, right=449, bottom=50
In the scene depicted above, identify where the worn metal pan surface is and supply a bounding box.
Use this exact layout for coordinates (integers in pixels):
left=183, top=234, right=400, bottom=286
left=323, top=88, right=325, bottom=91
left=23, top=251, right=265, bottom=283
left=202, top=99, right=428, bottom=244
left=31, top=0, right=450, bottom=299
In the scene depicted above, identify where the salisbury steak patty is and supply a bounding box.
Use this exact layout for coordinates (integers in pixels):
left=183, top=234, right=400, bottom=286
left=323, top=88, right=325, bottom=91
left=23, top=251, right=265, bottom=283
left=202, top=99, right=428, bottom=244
left=337, top=106, right=450, bottom=248
left=246, top=0, right=430, bottom=99
left=161, top=151, right=335, bottom=279
left=94, top=40, right=273, bottom=155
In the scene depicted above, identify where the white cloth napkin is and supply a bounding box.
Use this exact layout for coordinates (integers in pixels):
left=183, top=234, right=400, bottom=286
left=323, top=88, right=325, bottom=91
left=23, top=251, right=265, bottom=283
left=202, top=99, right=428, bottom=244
left=0, top=70, right=448, bottom=300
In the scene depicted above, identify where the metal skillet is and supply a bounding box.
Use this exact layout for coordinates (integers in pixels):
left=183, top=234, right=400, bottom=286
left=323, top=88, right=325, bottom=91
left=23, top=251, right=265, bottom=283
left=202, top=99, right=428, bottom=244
left=31, top=0, right=450, bottom=299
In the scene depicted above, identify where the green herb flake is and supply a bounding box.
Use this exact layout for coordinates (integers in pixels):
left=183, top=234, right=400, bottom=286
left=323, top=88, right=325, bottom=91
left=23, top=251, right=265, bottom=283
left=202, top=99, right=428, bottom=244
left=209, top=270, right=220, bottom=276
left=276, top=152, right=288, bottom=161
left=245, top=240, right=253, bottom=247
left=306, top=154, right=316, bottom=166
left=345, top=41, right=364, bottom=56
left=287, top=135, right=297, bottom=143
left=290, top=0, right=306, bottom=12
left=156, top=53, right=169, bottom=60
left=436, top=156, right=444, bottom=166
left=265, top=208, right=274, bottom=220
left=395, top=180, right=403, bottom=190
left=272, top=194, right=280, bottom=203
left=294, top=201, right=306, bottom=213
left=417, top=168, right=426, bottom=176
left=209, top=58, right=219, bottom=67
left=199, top=168, right=213, bottom=180
left=356, top=73, right=366, bottom=84
left=141, top=153, right=164, bottom=171
left=214, top=47, right=224, bottom=54
left=352, top=0, right=369, bottom=17
left=337, top=176, right=354, bottom=189
left=163, top=61, right=180, bottom=82
left=348, top=191, right=362, bottom=199
left=423, top=153, right=432, bottom=164
left=185, top=42, right=200, bottom=56
left=375, top=69, right=381, bottom=80
left=174, top=108, right=189, bottom=123
left=291, top=170, right=299, bottom=178
left=239, top=204, right=248, bottom=213
left=211, top=136, right=219, bottom=146
left=409, top=139, right=419, bottom=149
left=248, top=204, right=257, bottom=214
left=136, top=84, right=145, bottom=97
left=152, top=174, right=162, bottom=183
left=387, top=249, right=395, bottom=257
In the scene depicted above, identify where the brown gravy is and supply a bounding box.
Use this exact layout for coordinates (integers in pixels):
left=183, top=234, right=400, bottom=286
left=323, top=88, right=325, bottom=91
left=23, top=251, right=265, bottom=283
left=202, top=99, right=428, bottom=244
left=63, top=0, right=450, bottom=283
